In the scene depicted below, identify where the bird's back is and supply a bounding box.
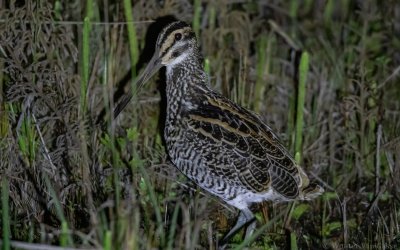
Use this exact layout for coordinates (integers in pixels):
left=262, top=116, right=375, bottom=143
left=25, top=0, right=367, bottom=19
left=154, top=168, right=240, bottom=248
left=163, top=65, right=322, bottom=207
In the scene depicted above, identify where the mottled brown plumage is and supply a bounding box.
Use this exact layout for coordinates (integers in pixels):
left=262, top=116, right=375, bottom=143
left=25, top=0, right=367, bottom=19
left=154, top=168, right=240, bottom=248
left=114, top=21, right=324, bottom=245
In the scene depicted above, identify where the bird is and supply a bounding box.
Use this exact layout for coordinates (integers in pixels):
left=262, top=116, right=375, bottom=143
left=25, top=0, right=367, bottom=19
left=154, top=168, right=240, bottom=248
left=113, top=20, right=324, bottom=245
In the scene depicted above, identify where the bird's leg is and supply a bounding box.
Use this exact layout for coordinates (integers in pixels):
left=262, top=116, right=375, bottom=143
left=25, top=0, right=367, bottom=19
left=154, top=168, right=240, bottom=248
left=245, top=218, right=257, bottom=239
left=219, top=208, right=255, bottom=245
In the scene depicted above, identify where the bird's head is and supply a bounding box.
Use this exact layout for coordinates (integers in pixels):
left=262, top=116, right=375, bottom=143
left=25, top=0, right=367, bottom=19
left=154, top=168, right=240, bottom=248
left=135, top=21, right=199, bottom=88
left=112, top=21, right=199, bottom=119
left=156, top=21, right=198, bottom=66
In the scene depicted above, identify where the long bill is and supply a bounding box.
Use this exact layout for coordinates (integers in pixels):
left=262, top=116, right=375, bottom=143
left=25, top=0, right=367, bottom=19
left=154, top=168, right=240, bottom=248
left=113, top=53, right=162, bottom=119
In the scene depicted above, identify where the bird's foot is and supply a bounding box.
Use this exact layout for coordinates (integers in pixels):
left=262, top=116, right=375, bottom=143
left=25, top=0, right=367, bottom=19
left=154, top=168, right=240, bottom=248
left=218, top=208, right=256, bottom=248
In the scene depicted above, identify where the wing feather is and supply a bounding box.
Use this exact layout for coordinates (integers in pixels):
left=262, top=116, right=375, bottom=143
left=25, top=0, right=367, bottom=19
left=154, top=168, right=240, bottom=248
left=184, top=92, right=304, bottom=198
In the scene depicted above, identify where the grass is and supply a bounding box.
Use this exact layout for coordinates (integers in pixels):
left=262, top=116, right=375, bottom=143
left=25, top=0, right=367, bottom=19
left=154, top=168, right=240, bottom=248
left=192, top=0, right=201, bottom=39
left=123, top=0, right=139, bottom=78
left=254, top=34, right=268, bottom=113
left=1, top=0, right=400, bottom=249
left=294, top=51, right=309, bottom=162
left=2, top=178, right=10, bottom=250
left=80, top=16, right=90, bottom=115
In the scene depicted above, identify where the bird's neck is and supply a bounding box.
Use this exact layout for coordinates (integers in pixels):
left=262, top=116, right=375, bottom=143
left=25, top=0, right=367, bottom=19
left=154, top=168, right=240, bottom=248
left=165, top=54, right=208, bottom=121
left=166, top=54, right=206, bottom=96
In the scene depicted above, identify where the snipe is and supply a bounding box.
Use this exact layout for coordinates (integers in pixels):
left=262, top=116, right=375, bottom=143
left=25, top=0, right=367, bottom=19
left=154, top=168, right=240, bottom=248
left=113, top=21, right=324, bottom=245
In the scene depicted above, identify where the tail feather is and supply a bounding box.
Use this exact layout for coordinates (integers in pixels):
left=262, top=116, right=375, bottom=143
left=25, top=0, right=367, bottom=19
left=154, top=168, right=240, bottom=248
left=300, top=182, right=324, bottom=200
left=295, top=164, right=324, bottom=200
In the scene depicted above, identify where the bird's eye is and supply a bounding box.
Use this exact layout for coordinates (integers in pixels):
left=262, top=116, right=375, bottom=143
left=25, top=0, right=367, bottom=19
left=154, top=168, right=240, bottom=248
left=175, top=33, right=182, bottom=41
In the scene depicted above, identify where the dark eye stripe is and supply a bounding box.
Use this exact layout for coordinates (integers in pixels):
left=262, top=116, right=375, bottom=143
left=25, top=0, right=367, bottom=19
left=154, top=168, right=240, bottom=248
left=159, top=30, right=195, bottom=58
left=160, top=40, right=189, bottom=58
left=172, top=51, right=180, bottom=58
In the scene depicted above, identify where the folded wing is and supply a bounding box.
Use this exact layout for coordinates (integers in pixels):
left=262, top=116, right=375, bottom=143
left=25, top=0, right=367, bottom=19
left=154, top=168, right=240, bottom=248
left=183, top=92, right=309, bottom=200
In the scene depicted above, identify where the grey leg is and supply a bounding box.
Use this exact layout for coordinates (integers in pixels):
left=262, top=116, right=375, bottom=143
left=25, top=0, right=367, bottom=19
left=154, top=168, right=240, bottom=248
left=219, top=208, right=255, bottom=245
left=245, top=218, right=256, bottom=239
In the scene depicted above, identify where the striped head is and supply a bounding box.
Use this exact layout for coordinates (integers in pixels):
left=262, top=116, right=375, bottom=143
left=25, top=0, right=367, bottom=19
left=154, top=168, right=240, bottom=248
left=112, top=21, right=199, bottom=119
left=133, top=21, right=199, bottom=89
left=156, top=21, right=198, bottom=66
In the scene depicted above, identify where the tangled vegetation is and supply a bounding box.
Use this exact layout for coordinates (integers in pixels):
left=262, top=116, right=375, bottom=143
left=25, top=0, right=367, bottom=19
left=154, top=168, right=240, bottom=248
left=1, top=0, right=399, bottom=249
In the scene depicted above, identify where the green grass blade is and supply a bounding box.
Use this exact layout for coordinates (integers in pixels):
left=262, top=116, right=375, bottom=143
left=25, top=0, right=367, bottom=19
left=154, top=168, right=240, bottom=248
left=204, top=58, right=210, bottom=75
left=167, top=204, right=180, bottom=250
left=60, top=221, right=69, bottom=247
left=80, top=16, right=90, bottom=115
left=295, top=51, right=309, bottom=162
left=289, top=0, right=298, bottom=19
left=290, top=232, right=298, bottom=250
left=193, top=0, right=201, bottom=38
left=123, top=0, right=139, bottom=132
left=323, top=0, right=334, bottom=26
left=208, top=4, right=216, bottom=30
left=103, top=230, right=112, bottom=250
left=254, top=35, right=268, bottom=112
left=17, top=116, right=38, bottom=165
left=2, top=178, right=11, bottom=250
left=85, top=0, right=94, bottom=20
left=123, top=0, right=139, bottom=78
